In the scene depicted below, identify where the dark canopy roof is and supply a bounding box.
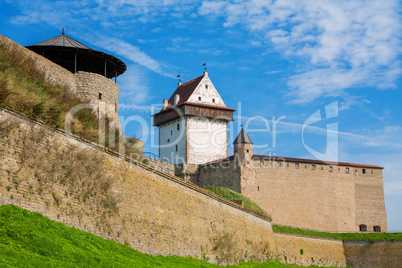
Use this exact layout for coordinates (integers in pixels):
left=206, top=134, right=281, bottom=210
left=26, top=29, right=126, bottom=78
left=233, top=128, right=253, bottom=144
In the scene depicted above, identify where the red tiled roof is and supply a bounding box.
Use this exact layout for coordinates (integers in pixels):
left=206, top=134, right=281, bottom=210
left=167, top=75, right=204, bottom=108
left=199, top=154, right=383, bottom=169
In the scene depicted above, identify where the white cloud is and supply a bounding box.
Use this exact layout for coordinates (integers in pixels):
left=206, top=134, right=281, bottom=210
left=117, top=65, right=151, bottom=107
left=7, top=0, right=177, bottom=78
left=89, top=36, right=175, bottom=78
left=199, top=0, right=402, bottom=104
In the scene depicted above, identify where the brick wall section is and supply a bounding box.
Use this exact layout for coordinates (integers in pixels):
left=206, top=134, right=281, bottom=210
left=0, top=36, right=76, bottom=93
left=195, top=157, right=387, bottom=233
left=354, top=170, right=388, bottom=232
left=343, top=240, right=402, bottom=268
left=0, top=108, right=276, bottom=265
left=274, top=233, right=346, bottom=267
left=145, top=157, right=175, bottom=176
left=195, top=159, right=241, bottom=191
left=243, top=160, right=386, bottom=233
left=75, top=71, right=119, bottom=125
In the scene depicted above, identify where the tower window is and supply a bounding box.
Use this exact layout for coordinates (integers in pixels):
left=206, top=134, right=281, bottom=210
left=115, top=103, right=117, bottom=112
left=359, top=224, right=367, bottom=232
left=329, top=166, right=333, bottom=172
left=295, top=163, right=299, bottom=169
left=373, top=226, right=381, bottom=232
left=257, top=186, right=259, bottom=191
left=175, top=145, right=178, bottom=152
left=177, top=124, right=180, bottom=130
left=167, top=139, right=170, bottom=142
left=362, top=168, right=366, bottom=174
left=246, top=149, right=249, bottom=153
left=260, top=159, right=264, bottom=166
left=312, top=164, right=316, bottom=170
left=212, top=98, right=215, bottom=103
left=205, top=85, right=208, bottom=89
left=171, top=130, right=172, bottom=135
left=278, top=162, right=282, bottom=167
left=346, top=167, right=350, bottom=173
left=198, top=96, right=201, bottom=101
left=99, top=92, right=102, bottom=100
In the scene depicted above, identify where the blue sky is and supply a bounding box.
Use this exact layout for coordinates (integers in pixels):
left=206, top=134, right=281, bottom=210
left=1, top=0, right=401, bottom=231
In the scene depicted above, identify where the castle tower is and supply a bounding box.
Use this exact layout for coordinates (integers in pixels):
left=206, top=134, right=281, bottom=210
left=233, top=128, right=253, bottom=167
left=26, top=29, right=126, bottom=128
left=153, top=71, right=235, bottom=165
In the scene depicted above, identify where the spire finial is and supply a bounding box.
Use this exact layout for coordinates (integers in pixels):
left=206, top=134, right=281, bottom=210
left=62, top=28, right=65, bottom=35
left=202, top=60, right=207, bottom=71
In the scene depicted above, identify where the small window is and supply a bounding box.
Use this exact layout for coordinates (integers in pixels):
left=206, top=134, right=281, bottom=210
left=167, top=139, right=170, bottom=142
left=99, top=92, right=102, bottom=100
left=305, top=165, right=307, bottom=169
left=177, top=124, right=180, bottom=130
left=278, top=162, right=282, bottom=167
left=355, top=169, right=357, bottom=172
left=373, top=226, right=381, bottom=232
left=312, top=164, right=316, bottom=170
left=246, top=149, right=249, bottom=153
left=115, top=103, right=117, bottom=112
left=329, top=166, right=333, bottom=172
left=362, top=168, right=366, bottom=174
left=359, top=224, right=367, bottom=232
left=205, top=85, right=208, bottom=89
left=257, top=186, right=259, bottom=191
left=371, top=170, right=374, bottom=174
left=346, top=167, right=350, bottom=173
left=321, top=166, right=323, bottom=170
left=175, top=145, right=178, bottom=152
left=198, top=96, right=201, bottom=101
left=260, top=159, right=264, bottom=166
left=171, top=130, right=172, bottom=135
left=295, top=163, right=299, bottom=169
left=212, top=98, right=215, bottom=103
left=287, top=163, right=289, bottom=167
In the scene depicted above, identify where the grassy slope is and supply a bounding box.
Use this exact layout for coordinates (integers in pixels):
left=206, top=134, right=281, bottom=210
left=272, top=225, right=402, bottom=241
left=0, top=205, right=331, bottom=268
left=204, top=186, right=272, bottom=220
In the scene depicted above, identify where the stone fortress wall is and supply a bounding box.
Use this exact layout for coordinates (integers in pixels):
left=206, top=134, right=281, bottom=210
left=195, top=157, right=387, bottom=233
left=1, top=36, right=400, bottom=267
left=75, top=71, right=119, bottom=126
left=0, top=108, right=277, bottom=265
left=1, top=108, right=400, bottom=268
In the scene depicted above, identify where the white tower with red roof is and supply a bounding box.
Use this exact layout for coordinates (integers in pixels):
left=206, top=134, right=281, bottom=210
left=153, top=71, right=235, bottom=165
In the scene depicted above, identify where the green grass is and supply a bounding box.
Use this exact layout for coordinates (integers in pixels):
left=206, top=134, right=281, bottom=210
left=204, top=186, right=272, bottom=221
left=0, top=205, right=333, bottom=268
left=272, top=225, right=402, bottom=241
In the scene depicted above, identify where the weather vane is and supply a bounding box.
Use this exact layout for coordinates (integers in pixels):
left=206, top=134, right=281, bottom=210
left=202, top=60, right=207, bottom=71
left=177, top=74, right=181, bottom=82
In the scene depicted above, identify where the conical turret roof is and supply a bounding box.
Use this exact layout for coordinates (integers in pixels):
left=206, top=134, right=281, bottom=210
left=32, top=32, right=90, bottom=49
left=233, top=128, right=253, bottom=144
left=26, top=28, right=126, bottom=78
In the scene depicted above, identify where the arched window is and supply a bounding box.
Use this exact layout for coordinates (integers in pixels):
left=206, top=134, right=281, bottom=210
left=373, top=226, right=381, bottom=232
left=359, top=224, right=367, bottom=232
